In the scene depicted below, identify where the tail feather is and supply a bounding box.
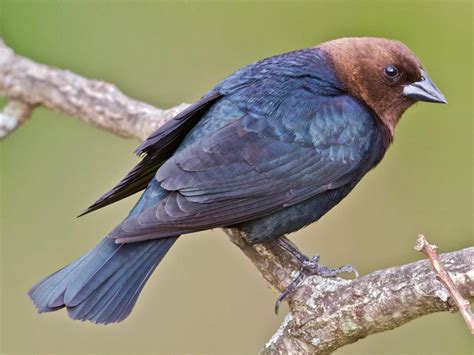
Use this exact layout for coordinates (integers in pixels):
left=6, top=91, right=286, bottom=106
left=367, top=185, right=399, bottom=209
left=86, top=244, right=160, bottom=323
left=67, top=239, right=164, bottom=323
left=29, top=250, right=93, bottom=311
left=64, top=241, right=136, bottom=306
left=28, top=236, right=177, bottom=324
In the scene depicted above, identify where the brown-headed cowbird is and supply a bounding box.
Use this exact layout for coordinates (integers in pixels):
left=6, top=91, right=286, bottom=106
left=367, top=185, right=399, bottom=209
left=29, top=37, right=446, bottom=324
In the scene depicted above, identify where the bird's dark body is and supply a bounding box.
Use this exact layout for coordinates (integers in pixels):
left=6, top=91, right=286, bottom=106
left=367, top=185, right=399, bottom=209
left=109, top=48, right=391, bottom=243
left=29, top=43, right=424, bottom=324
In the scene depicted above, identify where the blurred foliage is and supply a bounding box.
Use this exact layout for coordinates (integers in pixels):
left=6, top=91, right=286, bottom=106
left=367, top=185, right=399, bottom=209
left=0, top=0, right=472, bottom=353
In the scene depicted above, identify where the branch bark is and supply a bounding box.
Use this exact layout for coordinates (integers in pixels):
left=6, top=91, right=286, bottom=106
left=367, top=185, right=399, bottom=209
left=1, top=38, right=472, bottom=354
left=0, top=38, right=189, bottom=140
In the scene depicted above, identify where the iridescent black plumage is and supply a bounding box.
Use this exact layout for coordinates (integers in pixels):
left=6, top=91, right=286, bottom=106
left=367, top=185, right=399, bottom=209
left=29, top=38, right=445, bottom=324
left=106, top=48, right=390, bottom=243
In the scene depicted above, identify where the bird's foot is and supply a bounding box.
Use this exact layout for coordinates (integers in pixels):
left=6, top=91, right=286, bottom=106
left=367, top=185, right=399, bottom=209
left=274, top=239, right=359, bottom=314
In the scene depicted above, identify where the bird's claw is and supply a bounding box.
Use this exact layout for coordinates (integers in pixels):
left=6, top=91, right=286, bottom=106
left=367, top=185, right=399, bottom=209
left=314, top=263, right=359, bottom=278
left=274, top=257, right=359, bottom=314
left=274, top=271, right=306, bottom=314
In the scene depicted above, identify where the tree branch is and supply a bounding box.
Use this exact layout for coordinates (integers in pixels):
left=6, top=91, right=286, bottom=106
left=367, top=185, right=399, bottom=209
left=1, top=38, right=472, bottom=353
left=0, top=38, right=189, bottom=140
left=0, top=99, right=33, bottom=138
left=262, top=245, right=473, bottom=354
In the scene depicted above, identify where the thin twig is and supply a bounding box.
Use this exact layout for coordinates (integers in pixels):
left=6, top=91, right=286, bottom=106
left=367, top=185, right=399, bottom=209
left=415, top=234, right=474, bottom=334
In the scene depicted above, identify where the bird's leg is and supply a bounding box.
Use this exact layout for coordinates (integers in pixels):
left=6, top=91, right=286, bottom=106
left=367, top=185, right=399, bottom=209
left=274, top=238, right=359, bottom=314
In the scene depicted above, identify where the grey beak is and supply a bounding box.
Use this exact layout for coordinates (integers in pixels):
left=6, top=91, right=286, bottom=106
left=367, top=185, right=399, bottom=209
left=403, top=70, right=447, bottom=104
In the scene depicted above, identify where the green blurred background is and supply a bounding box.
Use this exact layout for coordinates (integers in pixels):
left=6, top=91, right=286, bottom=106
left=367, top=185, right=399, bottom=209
left=0, top=0, right=472, bottom=353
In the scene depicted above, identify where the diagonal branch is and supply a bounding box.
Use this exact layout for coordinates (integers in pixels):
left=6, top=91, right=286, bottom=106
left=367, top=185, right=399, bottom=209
left=1, top=38, right=472, bottom=354
left=0, top=38, right=189, bottom=140
left=415, top=234, right=474, bottom=334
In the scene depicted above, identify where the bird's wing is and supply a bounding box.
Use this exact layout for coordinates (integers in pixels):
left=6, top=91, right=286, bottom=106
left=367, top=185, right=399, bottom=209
left=81, top=47, right=341, bottom=216
left=80, top=92, right=222, bottom=216
left=110, top=94, right=377, bottom=243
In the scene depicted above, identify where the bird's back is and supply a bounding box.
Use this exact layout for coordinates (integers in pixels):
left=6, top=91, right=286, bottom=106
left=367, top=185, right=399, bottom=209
left=120, top=61, right=391, bottom=243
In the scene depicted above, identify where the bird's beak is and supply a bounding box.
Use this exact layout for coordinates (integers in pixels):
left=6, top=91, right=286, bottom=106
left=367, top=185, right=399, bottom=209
left=403, top=70, right=447, bottom=104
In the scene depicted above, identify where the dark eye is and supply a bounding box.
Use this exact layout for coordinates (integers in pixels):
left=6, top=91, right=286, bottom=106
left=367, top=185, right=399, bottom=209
left=384, top=65, right=400, bottom=80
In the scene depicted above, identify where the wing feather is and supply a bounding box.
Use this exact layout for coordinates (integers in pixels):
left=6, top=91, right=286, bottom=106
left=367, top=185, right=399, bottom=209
left=109, top=95, right=376, bottom=243
left=79, top=92, right=222, bottom=216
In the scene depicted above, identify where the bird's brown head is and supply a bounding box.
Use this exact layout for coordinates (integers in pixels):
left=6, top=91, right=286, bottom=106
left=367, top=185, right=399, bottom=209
left=320, top=37, right=447, bottom=136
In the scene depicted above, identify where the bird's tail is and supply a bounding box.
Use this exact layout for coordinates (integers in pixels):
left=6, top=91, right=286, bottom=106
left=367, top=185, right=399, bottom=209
left=28, top=236, right=177, bottom=324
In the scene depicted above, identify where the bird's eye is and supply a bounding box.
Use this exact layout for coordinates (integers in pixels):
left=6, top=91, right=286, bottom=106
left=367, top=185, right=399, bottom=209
left=384, top=65, right=400, bottom=80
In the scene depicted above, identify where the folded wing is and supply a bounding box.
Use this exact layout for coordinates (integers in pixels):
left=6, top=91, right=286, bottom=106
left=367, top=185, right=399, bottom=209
left=109, top=94, right=376, bottom=243
left=80, top=92, right=222, bottom=216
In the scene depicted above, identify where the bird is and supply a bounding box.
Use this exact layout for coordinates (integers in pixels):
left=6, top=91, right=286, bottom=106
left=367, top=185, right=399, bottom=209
left=28, top=37, right=447, bottom=324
